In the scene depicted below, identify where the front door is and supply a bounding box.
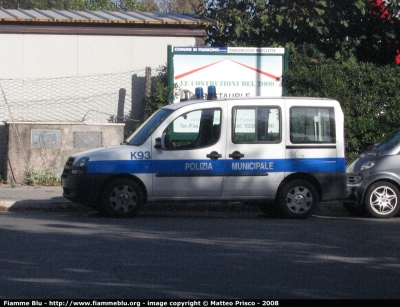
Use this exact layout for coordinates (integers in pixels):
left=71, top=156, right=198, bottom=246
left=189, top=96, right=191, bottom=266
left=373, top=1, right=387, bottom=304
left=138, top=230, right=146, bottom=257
left=151, top=104, right=226, bottom=199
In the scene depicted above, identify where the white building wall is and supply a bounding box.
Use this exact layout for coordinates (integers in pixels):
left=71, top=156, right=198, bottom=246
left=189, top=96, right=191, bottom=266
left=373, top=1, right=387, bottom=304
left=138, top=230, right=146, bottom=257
left=0, top=33, right=196, bottom=181
left=0, top=33, right=194, bottom=124
left=0, top=34, right=194, bottom=78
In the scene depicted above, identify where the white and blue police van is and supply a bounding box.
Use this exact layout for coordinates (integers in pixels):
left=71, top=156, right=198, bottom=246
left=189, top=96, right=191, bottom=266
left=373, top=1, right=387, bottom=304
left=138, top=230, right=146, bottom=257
left=61, top=87, right=347, bottom=219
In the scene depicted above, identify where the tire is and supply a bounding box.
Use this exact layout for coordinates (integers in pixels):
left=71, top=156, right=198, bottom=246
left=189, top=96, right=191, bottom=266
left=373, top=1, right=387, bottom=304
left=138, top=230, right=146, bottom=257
left=277, top=180, right=319, bottom=219
left=100, top=179, right=144, bottom=218
left=364, top=181, right=400, bottom=218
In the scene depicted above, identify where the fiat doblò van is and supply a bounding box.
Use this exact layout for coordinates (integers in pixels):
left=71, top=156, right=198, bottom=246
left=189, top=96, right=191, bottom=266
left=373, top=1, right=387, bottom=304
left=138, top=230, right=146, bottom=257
left=61, top=91, right=347, bottom=219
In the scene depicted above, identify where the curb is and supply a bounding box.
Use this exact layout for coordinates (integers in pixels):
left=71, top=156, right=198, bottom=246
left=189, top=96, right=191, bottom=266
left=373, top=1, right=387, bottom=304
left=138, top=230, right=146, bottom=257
left=0, top=199, right=350, bottom=217
left=0, top=199, right=84, bottom=212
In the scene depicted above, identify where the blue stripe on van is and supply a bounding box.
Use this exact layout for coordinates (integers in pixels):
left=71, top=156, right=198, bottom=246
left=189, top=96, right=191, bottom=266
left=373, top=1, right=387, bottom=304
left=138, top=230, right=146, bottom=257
left=86, top=157, right=346, bottom=174
left=87, top=160, right=152, bottom=174
left=285, top=157, right=346, bottom=172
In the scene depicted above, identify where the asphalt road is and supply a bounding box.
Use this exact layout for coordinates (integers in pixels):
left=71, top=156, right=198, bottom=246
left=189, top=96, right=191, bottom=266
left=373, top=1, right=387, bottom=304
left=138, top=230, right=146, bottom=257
left=1, top=209, right=399, bottom=300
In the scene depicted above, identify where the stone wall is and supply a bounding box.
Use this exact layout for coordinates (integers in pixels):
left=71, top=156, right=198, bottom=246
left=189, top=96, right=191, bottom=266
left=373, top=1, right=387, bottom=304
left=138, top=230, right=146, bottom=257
left=2, top=122, right=124, bottom=184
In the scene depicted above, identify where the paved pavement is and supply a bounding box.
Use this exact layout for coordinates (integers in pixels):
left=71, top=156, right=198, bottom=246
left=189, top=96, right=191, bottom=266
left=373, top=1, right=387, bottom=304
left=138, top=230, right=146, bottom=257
left=0, top=183, right=79, bottom=212
left=0, top=183, right=351, bottom=217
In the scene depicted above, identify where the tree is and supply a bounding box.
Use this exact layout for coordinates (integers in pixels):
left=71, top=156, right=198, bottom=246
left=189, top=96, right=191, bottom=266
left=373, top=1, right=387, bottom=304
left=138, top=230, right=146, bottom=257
left=284, top=44, right=400, bottom=162
left=155, top=0, right=204, bottom=13
left=0, top=0, right=158, bottom=11
left=118, top=0, right=159, bottom=11
left=202, top=0, right=400, bottom=65
left=0, top=0, right=111, bottom=10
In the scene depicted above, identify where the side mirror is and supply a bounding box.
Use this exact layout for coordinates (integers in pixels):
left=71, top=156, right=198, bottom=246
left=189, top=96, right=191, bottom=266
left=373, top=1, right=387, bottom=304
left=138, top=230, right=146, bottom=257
left=154, top=137, right=162, bottom=149
left=155, top=133, right=169, bottom=150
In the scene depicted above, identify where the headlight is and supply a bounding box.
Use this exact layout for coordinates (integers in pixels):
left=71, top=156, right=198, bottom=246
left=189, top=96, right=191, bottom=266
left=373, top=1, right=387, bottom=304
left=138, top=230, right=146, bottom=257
left=73, top=157, right=89, bottom=167
left=346, top=159, right=358, bottom=173
left=71, top=157, right=89, bottom=174
left=360, top=160, right=375, bottom=171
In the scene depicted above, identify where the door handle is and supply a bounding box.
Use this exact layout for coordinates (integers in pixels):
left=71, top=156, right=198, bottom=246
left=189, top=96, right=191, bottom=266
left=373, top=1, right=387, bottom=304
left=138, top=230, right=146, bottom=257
left=229, top=151, right=244, bottom=160
left=206, top=151, right=222, bottom=160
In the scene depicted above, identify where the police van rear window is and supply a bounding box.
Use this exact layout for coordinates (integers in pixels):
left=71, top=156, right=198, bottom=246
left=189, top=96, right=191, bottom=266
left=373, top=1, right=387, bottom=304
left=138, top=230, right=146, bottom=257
left=290, top=107, right=335, bottom=143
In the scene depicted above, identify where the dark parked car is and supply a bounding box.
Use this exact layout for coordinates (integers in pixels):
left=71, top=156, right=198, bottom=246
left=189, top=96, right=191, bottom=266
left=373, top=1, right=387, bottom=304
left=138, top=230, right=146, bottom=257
left=344, top=128, right=400, bottom=218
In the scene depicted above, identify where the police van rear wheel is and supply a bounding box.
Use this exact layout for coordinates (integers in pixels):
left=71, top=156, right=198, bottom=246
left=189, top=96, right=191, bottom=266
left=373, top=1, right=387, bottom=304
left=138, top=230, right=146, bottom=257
left=278, top=180, right=318, bottom=219
left=100, top=179, right=144, bottom=218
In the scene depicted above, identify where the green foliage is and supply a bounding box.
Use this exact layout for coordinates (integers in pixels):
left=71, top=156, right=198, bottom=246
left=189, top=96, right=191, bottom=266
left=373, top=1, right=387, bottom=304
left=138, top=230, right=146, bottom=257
left=142, top=65, right=180, bottom=121
left=25, top=167, right=61, bottom=186
left=0, top=0, right=159, bottom=11
left=203, top=0, right=400, bottom=65
left=205, top=0, right=400, bottom=160
left=157, top=0, right=204, bottom=13
left=284, top=45, right=400, bottom=163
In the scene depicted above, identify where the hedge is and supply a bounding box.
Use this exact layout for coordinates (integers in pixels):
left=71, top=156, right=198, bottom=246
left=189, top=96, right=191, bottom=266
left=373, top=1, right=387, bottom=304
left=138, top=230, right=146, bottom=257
left=284, top=46, right=400, bottom=163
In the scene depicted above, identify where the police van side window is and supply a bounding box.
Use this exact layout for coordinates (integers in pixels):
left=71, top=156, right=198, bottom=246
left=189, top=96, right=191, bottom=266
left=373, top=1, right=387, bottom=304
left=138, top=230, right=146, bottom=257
left=163, top=108, right=221, bottom=150
left=290, top=107, right=335, bottom=143
left=232, top=107, right=281, bottom=143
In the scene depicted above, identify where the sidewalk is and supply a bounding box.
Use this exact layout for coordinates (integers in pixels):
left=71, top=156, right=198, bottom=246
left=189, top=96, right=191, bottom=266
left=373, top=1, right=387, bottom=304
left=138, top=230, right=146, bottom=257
left=0, top=183, right=81, bottom=212
left=0, top=183, right=351, bottom=216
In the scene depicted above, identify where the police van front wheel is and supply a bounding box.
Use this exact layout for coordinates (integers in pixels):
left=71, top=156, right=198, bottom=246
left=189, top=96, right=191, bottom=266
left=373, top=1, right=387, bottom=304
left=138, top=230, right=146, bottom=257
left=100, top=179, right=144, bottom=218
left=277, top=180, right=318, bottom=219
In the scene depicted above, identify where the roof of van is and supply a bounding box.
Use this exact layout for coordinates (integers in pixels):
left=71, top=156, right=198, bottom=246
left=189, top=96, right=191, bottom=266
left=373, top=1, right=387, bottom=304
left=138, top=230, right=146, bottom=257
left=166, top=96, right=338, bottom=109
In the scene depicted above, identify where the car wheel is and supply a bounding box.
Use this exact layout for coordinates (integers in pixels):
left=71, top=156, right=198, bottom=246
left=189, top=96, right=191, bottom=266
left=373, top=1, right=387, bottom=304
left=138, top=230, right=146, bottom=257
left=277, top=180, right=318, bottom=219
left=100, top=179, right=144, bottom=218
left=364, top=181, right=400, bottom=218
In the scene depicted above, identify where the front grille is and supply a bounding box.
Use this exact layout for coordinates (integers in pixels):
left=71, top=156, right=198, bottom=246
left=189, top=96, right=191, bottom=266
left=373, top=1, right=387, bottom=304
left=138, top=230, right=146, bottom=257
left=347, top=175, right=362, bottom=184
left=62, top=169, right=71, bottom=178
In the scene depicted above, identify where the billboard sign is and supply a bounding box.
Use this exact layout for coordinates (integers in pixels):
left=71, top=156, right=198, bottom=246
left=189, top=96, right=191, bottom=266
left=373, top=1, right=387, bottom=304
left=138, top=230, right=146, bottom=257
left=168, top=46, right=288, bottom=103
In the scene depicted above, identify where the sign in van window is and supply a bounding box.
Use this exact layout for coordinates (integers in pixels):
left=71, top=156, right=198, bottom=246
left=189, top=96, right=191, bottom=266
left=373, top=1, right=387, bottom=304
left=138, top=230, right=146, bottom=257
left=173, top=110, right=220, bottom=133
left=164, top=108, right=222, bottom=150
left=233, top=107, right=280, bottom=143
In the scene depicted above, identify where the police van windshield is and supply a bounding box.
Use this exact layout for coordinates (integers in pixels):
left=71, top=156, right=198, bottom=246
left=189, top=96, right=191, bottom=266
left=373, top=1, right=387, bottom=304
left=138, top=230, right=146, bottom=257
left=127, top=109, right=174, bottom=146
